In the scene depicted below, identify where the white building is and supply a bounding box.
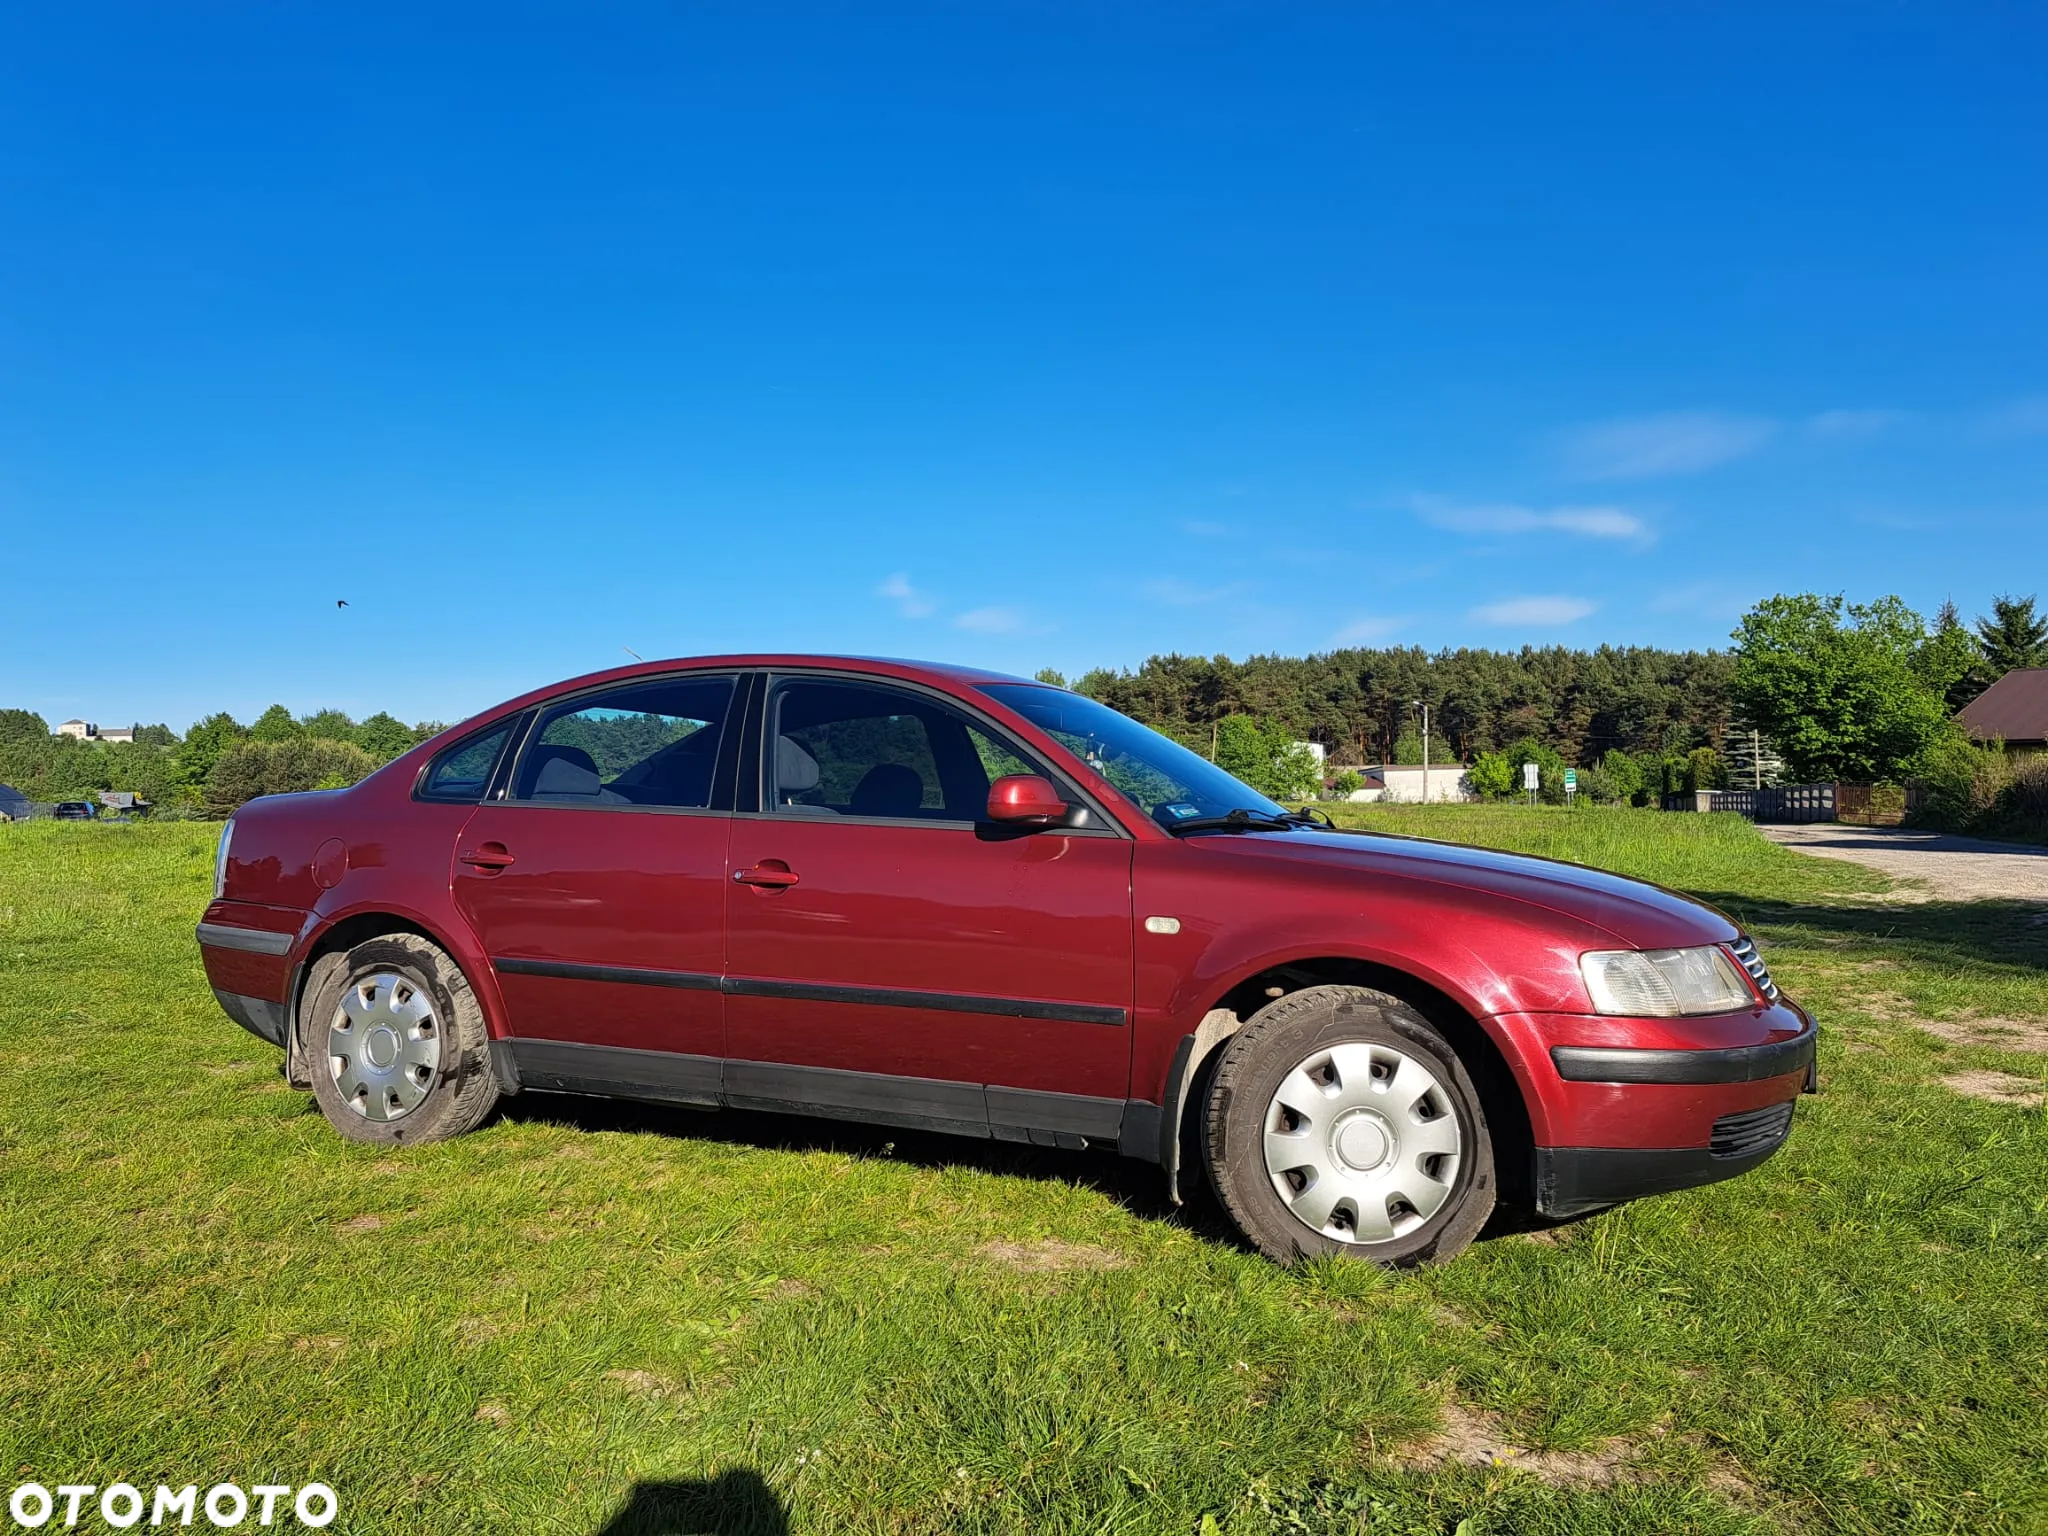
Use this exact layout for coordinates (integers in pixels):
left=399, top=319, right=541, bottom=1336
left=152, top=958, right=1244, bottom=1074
left=56, top=720, right=135, bottom=744
left=1334, top=763, right=1474, bottom=804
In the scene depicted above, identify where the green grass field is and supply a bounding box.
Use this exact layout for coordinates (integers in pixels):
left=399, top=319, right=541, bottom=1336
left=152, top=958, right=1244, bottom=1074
left=3, top=811, right=2045, bottom=1535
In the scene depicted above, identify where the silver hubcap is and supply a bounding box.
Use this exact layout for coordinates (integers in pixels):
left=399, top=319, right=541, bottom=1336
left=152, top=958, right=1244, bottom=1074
left=1262, top=1041, right=1463, bottom=1244
left=328, top=972, right=440, bottom=1122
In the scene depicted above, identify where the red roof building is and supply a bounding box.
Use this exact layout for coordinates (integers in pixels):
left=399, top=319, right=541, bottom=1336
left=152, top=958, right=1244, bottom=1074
left=1955, top=669, right=2048, bottom=751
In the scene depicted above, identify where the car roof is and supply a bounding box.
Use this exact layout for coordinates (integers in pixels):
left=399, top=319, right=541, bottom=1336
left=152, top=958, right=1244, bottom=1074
left=480, top=654, right=1044, bottom=720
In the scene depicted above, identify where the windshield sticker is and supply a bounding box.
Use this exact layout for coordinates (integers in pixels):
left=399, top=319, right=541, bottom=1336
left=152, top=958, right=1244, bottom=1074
left=1162, top=803, right=1201, bottom=820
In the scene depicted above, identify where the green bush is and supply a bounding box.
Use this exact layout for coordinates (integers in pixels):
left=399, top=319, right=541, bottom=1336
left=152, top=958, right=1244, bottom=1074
left=204, top=739, right=379, bottom=817
left=1213, top=715, right=1322, bottom=801
left=1599, top=748, right=1646, bottom=805
left=1914, top=731, right=2014, bottom=831
left=1466, top=750, right=1514, bottom=800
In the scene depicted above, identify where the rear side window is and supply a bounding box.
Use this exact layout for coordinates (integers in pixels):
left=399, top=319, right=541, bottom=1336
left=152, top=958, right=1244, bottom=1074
left=513, top=675, right=737, bottom=809
left=418, top=722, right=514, bottom=803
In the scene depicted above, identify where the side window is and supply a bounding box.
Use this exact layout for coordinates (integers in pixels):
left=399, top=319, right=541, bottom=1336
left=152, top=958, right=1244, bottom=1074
left=418, top=721, right=514, bottom=803
left=513, top=676, right=736, bottom=810
left=767, top=679, right=1054, bottom=822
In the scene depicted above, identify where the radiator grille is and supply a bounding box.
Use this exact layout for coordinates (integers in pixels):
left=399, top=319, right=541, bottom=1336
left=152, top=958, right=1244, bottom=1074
left=1729, top=935, right=1779, bottom=1001
left=1711, top=1101, right=1794, bottom=1160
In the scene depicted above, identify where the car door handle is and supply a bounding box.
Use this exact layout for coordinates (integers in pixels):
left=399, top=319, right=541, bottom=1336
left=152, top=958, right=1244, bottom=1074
left=459, top=843, right=516, bottom=871
left=733, top=863, right=800, bottom=889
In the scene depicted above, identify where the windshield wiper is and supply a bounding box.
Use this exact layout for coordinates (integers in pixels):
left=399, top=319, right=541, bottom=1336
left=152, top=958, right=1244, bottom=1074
left=1164, top=807, right=1303, bottom=835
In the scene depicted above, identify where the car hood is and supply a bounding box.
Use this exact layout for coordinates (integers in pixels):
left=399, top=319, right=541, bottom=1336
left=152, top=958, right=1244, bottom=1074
left=1202, top=827, right=1741, bottom=950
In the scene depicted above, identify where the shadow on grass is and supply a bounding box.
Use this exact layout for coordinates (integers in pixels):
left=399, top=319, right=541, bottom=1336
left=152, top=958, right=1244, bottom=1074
left=495, top=1089, right=1248, bottom=1250
left=494, top=1088, right=1568, bottom=1251
left=1691, top=891, right=2048, bottom=974
left=593, top=1470, right=786, bottom=1536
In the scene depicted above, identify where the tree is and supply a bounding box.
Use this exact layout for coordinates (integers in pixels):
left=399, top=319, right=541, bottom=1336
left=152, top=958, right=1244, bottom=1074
left=1391, top=728, right=1425, bottom=765
left=132, top=723, right=177, bottom=748
left=176, top=712, right=248, bottom=785
left=0, top=709, right=49, bottom=744
left=1920, top=600, right=1989, bottom=711
left=1032, top=668, right=1068, bottom=688
left=300, top=708, right=358, bottom=741
left=1331, top=768, right=1363, bottom=798
left=1599, top=748, right=1645, bottom=804
left=1214, top=714, right=1321, bottom=801
left=204, top=738, right=378, bottom=816
left=250, top=704, right=302, bottom=742
left=353, top=711, right=418, bottom=760
left=1974, top=594, right=2048, bottom=676
left=1732, top=593, right=1952, bottom=782
left=1466, top=751, right=1514, bottom=800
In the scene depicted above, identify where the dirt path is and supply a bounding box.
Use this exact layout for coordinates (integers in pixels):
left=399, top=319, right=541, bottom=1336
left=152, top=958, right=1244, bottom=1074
left=1760, top=823, right=2048, bottom=903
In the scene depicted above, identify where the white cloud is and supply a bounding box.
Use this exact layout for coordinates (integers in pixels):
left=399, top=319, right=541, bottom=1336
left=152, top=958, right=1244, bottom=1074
left=1469, top=596, right=1596, bottom=626
left=1983, top=395, right=2048, bottom=437
left=1415, top=495, right=1651, bottom=544
left=1142, top=577, right=1247, bottom=605
left=1558, top=411, right=1776, bottom=481
left=1331, top=615, right=1408, bottom=645
left=954, top=606, right=1026, bottom=634
left=876, top=572, right=935, bottom=619
left=1807, top=408, right=1906, bottom=439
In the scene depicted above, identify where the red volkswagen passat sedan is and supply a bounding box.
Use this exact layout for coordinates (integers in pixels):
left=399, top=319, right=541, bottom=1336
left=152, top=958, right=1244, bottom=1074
left=196, top=656, right=1814, bottom=1265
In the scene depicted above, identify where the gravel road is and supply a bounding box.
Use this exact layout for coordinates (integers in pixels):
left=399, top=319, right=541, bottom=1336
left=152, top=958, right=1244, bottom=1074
left=1760, top=823, right=2048, bottom=903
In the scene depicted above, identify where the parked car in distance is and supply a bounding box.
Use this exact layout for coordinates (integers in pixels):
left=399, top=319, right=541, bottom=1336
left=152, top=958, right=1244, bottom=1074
left=196, top=656, right=1815, bottom=1265
left=53, top=801, right=96, bottom=820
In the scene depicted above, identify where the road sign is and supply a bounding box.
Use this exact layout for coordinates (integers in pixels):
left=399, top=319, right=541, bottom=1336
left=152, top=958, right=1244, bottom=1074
left=1522, top=762, right=1540, bottom=791
left=1564, top=768, right=1578, bottom=796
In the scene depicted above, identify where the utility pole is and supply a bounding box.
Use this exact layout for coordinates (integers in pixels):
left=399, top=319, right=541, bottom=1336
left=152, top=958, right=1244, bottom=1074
left=1413, top=699, right=1430, bottom=803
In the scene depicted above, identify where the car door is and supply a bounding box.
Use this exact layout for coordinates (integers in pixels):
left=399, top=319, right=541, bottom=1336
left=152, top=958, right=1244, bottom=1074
left=722, top=672, right=1136, bottom=1144
left=452, top=671, right=742, bottom=1106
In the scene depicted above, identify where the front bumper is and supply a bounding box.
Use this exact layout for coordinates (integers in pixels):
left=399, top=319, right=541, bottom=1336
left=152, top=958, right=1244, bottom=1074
left=1501, top=1000, right=1816, bottom=1217
left=1535, top=1100, right=1797, bottom=1216
left=1549, top=1011, right=1816, bottom=1085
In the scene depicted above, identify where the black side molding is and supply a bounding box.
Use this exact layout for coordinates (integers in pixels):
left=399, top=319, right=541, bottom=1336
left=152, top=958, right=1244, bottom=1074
left=491, top=956, right=1126, bottom=1027
left=494, top=957, right=721, bottom=991
left=1550, top=1014, right=1817, bottom=1086
left=196, top=923, right=294, bottom=957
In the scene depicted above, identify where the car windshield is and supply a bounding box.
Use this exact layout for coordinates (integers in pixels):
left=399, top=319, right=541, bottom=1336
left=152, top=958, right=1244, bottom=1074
left=979, top=684, right=1291, bottom=830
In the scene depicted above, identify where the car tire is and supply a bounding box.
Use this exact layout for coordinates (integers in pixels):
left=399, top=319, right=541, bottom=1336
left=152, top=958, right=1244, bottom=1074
left=302, top=933, right=500, bottom=1146
left=1202, top=984, right=1495, bottom=1266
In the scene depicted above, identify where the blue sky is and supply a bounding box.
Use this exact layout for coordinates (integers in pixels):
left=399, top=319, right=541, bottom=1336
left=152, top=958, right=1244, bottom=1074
left=3, top=4, right=2044, bottom=730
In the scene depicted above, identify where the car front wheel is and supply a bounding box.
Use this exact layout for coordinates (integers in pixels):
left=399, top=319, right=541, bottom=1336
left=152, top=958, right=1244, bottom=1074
left=1202, top=984, right=1495, bottom=1266
left=302, top=933, right=500, bottom=1145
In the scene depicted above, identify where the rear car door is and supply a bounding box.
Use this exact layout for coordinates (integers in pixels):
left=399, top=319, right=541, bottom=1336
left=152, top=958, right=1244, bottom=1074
left=452, top=672, right=741, bottom=1106
left=722, top=672, right=1136, bottom=1144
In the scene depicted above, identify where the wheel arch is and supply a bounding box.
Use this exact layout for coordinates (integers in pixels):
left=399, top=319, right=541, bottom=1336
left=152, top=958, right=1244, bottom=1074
left=285, top=907, right=513, bottom=1089
left=1152, top=954, right=1538, bottom=1211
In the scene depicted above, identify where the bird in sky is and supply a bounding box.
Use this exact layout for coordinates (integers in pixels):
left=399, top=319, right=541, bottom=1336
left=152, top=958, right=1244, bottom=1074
left=336, top=599, right=349, bottom=608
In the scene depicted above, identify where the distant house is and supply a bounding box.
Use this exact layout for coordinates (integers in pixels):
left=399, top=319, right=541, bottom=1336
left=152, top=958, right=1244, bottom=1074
left=1330, top=763, right=1474, bottom=804
left=1955, top=669, right=2048, bottom=754
left=56, top=719, right=135, bottom=744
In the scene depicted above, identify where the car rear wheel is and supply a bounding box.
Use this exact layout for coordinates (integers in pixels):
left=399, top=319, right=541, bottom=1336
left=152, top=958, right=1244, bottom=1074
left=302, top=934, right=499, bottom=1145
left=1202, top=984, right=1494, bottom=1266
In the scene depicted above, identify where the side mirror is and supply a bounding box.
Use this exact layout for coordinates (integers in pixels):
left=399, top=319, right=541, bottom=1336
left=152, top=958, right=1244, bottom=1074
left=987, top=774, right=1068, bottom=825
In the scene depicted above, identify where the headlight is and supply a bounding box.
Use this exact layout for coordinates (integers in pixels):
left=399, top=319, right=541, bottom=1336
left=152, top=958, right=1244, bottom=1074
left=1579, top=946, right=1756, bottom=1016
left=214, top=817, right=235, bottom=900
